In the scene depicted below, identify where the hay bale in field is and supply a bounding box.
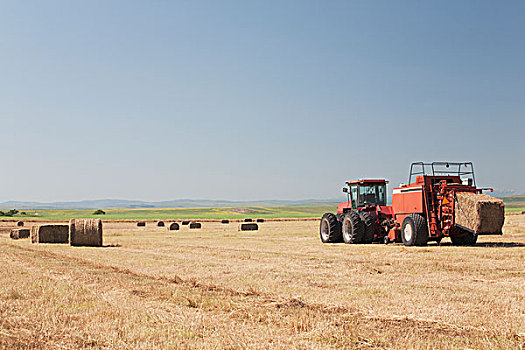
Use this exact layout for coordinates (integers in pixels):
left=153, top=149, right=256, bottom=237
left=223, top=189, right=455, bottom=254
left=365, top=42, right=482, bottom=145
left=189, top=222, right=201, bottom=229
left=10, top=228, right=30, bottom=239
left=221, top=219, right=229, bottom=224
left=455, top=192, right=505, bottom=234
left=169, top=222, right=179, bottom=230
left=16, top=221, right=24, bottom=227
left=137, top=222, right=146, bottom=227
left=182, top=221, right=190, bottom=225
left=256, top=218, right=265, bottom=223
left=244, top=218, right=253, bottom=222
left=69, top=219, right=103, bottom=247
left=239, top=223, right=258, bottom=231
left=157, top=221, right=165, bottom=227
left=31, top=225, right=69, bottom=244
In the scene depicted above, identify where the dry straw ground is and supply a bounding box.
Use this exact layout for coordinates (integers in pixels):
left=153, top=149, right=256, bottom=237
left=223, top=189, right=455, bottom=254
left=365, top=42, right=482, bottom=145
left=0, top=215, right=524, bottom=349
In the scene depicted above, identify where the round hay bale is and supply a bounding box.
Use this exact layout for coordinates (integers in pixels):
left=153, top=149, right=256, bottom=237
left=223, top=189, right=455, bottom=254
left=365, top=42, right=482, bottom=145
left=169, top=222, right=180, bottom=230
left=256, top=218, right=265, bottom=223
left=244, top=218, right=253, bottom=222
left=10, top=229, right=29, bottom=239
left=69, top=219, right=103, bottom=247
left=189, top=222, right=201, bottom=229
left=182, top=221, right=190, bottom=225
left=32, top=224, right=69, bottom=244
left=239, top=223, right=258, bottom=231
left=137, top=222, right=146, bottom=227
left=17, top=229, right=30, bottom=239
left=16, top=221, right=24, bottom=227
left=157, top=221, right=165, bottom=227
left=221, top=219, right=230, bottom=224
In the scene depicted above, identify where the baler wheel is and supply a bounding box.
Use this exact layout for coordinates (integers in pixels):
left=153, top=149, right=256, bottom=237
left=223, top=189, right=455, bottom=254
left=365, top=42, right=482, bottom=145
left=450, top=233, right=478, bottom=246
left=401, top=214, right=428, bottom=246
left=342, top=211, right=364, bottom=244
left=320, top=213, right=342, bottom=243
left=359, top=211, right=376, bottom=243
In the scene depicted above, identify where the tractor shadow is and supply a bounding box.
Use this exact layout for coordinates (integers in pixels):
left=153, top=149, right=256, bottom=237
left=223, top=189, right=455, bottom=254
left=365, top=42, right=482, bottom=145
left=438, top=242, right=525, bottom=248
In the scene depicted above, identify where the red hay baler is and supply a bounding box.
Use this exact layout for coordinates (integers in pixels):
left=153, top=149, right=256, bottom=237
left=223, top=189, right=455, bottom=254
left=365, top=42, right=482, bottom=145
left=319, top=162, right=504, bottom=246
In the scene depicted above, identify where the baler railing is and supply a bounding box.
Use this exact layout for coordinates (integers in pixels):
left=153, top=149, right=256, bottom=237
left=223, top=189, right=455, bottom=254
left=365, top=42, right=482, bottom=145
left=408, top=162, right=476, bottom=186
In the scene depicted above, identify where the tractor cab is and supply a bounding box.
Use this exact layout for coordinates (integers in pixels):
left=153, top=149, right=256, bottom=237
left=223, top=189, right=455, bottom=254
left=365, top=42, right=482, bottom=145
left=340, top=179, right=387, bottom=211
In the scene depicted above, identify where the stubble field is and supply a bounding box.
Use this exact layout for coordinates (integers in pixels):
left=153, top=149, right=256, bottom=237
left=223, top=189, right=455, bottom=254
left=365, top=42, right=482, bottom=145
left=0, top=215, right=524, bottom=349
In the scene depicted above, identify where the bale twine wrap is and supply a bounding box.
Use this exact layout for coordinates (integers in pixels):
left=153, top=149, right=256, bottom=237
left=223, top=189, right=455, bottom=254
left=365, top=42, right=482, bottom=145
left=169, top=222, right=179, bottom=230
left=256, top=218, right=265, bottom=223
left=239, top=223, right=258, bottom=231
left=69, top=219, right=103, bottom=247
left=31, top=225, right=69, bottom=244
left=244, top=218, right=253, bottom=222
left=137, top=222, right=146, bottom=227
left=157, top=221, right=165, bottom=227
left=16, top=221, right=24, bottom=227
left=221, top=219, right=230, bottom=224
left=10, top=228, right=30, bottom=239
left=189, top=222, right=201, bottom=229
left=455, top=192, right=505, bottom=234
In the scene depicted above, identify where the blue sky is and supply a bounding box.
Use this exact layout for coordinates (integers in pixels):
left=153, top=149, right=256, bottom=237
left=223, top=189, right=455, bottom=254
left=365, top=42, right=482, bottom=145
left=0, top=1, right=523, bottom=201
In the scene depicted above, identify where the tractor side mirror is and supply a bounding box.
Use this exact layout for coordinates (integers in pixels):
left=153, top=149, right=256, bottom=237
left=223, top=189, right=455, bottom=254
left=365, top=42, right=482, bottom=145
left=342, top=187, right=348, bottom=193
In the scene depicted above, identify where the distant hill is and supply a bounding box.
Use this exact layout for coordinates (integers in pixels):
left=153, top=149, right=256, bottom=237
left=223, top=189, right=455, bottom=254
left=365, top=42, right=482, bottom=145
left=0, top=198, right=341, bottom=210
left=499, top=195, right=525, bottom=208
left=1, top=194, right=522, bottom=210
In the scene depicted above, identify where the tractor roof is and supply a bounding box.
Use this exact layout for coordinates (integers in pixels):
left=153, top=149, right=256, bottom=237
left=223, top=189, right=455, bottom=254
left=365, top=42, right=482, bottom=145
left=346, top=179, right=387, bottom=185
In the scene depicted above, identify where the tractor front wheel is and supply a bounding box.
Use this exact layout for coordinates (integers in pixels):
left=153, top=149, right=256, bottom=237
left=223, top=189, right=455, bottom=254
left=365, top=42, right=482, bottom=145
left=342, top=211, right=364, bottom=244
left=401, top=214, right=429, bottom=246
left=320, top=213, right=341, bottom=243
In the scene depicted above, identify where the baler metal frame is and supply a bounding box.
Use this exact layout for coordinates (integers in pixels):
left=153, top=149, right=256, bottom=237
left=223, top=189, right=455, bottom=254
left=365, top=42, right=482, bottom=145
left=408, top=162, right=476, bottom=186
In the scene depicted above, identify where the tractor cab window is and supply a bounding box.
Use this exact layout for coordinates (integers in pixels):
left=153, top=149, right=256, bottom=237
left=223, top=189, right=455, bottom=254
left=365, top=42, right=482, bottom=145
left=350, top=186, right=358, bottom=209
left=358, top=185, right=377, bottom=206
left=356, top=184, right=387, bottom=207
left=377, top=185, right=386, bottom=205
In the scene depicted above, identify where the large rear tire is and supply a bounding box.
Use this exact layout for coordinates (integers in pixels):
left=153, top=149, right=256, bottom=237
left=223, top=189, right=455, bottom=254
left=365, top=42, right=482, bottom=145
left=359, top=211, right=376, bottom=243
left=342, top=211, right=364, bottom=244
left=401, top=214, right=428, bottom=246
left=320, top=213, right=341, bottom=243
left=450, top=233, right=478, bottom=246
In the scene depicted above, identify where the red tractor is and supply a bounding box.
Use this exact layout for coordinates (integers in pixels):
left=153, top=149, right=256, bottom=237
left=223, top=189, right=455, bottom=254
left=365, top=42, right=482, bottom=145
left=320, top=162, right=504, bottom=246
